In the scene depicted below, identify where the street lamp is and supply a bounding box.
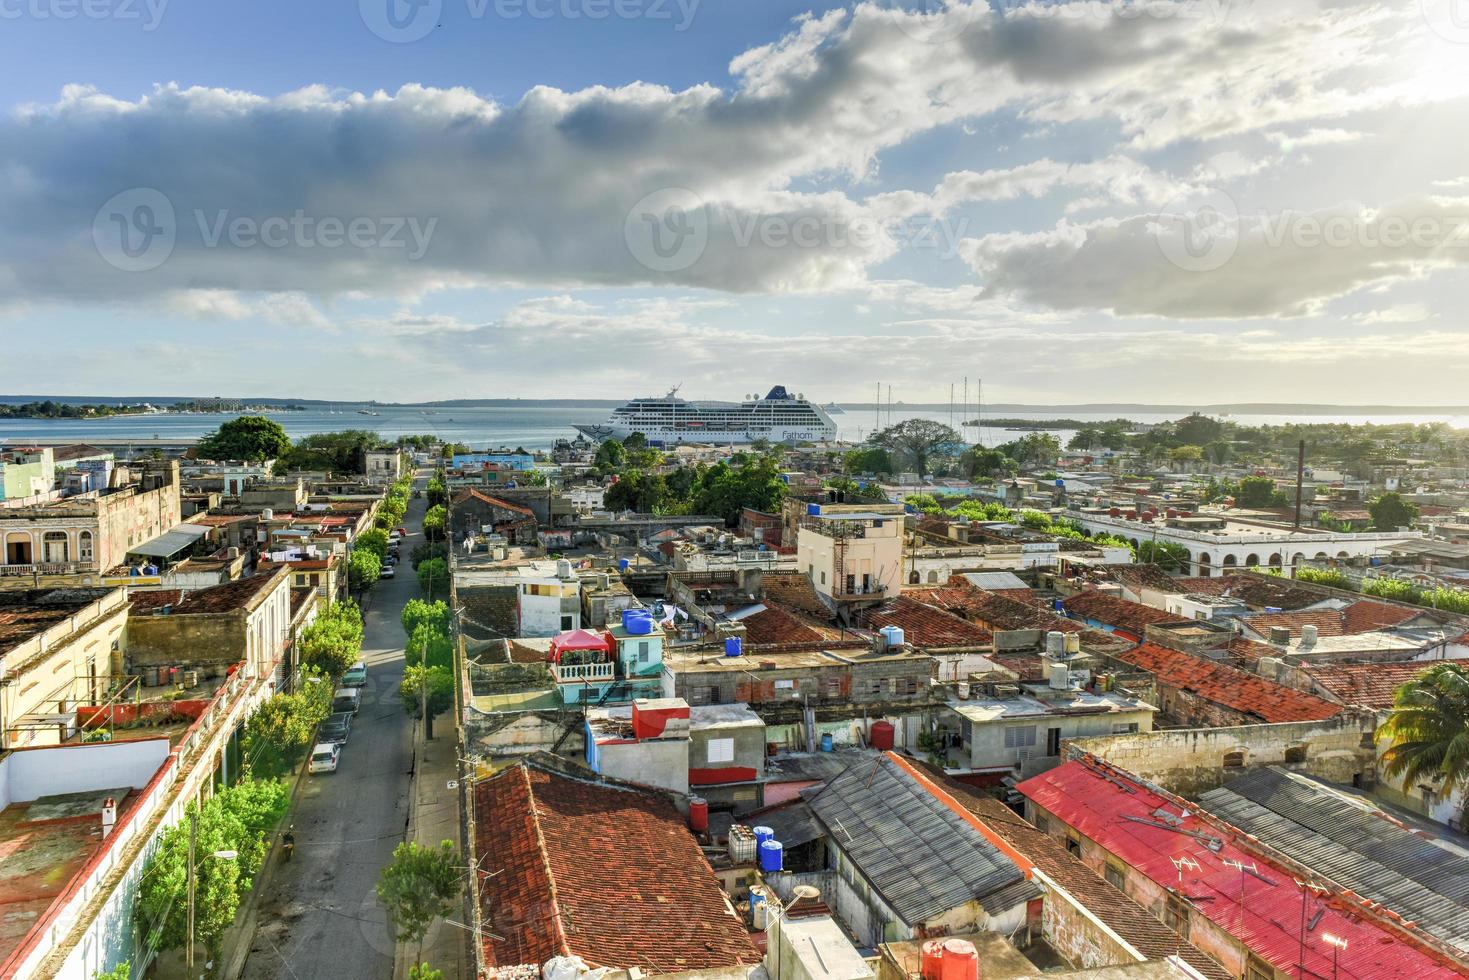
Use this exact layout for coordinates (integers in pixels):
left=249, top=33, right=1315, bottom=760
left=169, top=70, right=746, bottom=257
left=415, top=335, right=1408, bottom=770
left=1322, top=933, right=1347, bottom=980
left=185, top=808, right=240, bottom=973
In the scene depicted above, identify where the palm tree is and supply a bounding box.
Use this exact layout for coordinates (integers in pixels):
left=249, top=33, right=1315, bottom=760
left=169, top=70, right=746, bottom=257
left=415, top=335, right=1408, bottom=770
left=1377, top=663, right=1469, bottom=828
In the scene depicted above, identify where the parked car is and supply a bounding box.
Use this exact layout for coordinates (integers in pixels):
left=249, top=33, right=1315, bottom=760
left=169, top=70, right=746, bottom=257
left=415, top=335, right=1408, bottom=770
left=384, top=553, right=398, bottom=566
left=309, top=742, right=340, bottom=773
left=319, top=713, right=352, bottom=745
left=396, top=526, right=408, bottom=536
left=332, top=688, right=361, bottom=714
left=379, top=565, right=396, bottom=579
left=342, top=662, right=368, bottom=687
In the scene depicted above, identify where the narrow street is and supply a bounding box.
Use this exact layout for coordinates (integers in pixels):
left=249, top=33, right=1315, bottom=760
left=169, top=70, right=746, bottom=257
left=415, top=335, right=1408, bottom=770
left=239, top=477, right=426, bottom=980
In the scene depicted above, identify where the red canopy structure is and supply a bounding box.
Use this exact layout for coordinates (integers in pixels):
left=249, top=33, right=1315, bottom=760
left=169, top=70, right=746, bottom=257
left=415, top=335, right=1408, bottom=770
left=548, top=629, right=611, bottom=664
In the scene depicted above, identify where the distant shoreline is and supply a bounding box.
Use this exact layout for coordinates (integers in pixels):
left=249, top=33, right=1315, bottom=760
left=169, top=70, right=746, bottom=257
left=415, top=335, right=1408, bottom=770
left=1, top=395, right=1467, bottom=415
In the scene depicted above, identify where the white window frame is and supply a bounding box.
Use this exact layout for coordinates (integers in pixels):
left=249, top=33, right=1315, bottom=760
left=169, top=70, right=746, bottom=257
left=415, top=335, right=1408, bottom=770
left=707, top=737, right=735, bottom=764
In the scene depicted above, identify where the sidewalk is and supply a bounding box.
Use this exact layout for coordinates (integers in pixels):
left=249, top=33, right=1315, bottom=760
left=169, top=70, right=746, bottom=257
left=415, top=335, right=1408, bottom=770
left=392, top=719, right=467, bottom=980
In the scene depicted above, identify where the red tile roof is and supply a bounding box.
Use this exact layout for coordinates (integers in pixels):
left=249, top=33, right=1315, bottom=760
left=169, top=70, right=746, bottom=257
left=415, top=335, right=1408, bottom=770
left=127, top=569, right=286, bottom=615
left=1246, top=600, right=1423, bottom=639
left=738, top=603, right=850, bottom=649
left=473, top=762, right=759, bottom=974
left=1304, top=661, right=1432, bottom=710
left=759, top=572, right=830, bottom=616
left=1060, top=591, right=1189, bottom=639
left=1115, top=643, right=1343, bottom=723
left=456, top=488, right=537, bottom=519
left=1018, top=761, right=1463, bottom=980
left=863, top=595, right=993, bottom=650
left=1172, top=575, right=1325, bottom=611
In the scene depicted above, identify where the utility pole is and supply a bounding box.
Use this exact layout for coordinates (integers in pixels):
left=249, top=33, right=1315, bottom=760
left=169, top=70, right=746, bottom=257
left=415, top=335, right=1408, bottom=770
left=1294, top=438, right=1306, bottom=529
left=186, top=808, right=197, bottom=972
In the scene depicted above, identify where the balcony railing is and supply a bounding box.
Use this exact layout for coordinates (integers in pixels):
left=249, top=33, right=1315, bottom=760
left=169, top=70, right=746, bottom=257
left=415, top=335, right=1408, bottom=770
left=0, top=561, right=86, bottom=576
left=552, top=661, right=616, bottom=685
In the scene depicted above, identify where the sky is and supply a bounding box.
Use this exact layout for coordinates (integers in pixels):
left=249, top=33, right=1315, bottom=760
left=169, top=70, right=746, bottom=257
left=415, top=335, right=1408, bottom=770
left=2, top=0, right=1468, bottom=404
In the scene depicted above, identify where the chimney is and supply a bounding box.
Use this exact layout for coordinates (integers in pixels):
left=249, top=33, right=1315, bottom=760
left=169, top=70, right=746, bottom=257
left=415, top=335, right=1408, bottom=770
left=101, top=797, right=117, bottom=837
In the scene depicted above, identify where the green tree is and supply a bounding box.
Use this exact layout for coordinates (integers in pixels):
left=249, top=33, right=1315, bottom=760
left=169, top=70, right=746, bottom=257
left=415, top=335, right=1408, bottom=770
left=1167, top=444, right=1204, bottom=467
left=843, top=446, right=894, bottom=476
left=425, top=476, right=448, bottom=507
left=400, top=665, right=455, bottom=738
left=422, top=505, right=447, bottom=542
left=872, top=419, right=961, bottom=477
left=417, top=557, right=449, bottom=599
left=402, top=598, right=452, bottom=638
left=298, top=602, right=364, bottom=676
left=996, top=432, right=1061, bottom=469
left=1235, top=475, right=1281, bottom=509
left=688, top=454, right=788, bottom=524
left=410, top=541, right=448, bottom=569
left=409, top=965, right=446, bottom=980
left=1204, top=439, right=1233, bottom=464
left=1368, top=491, right=1419, bottom=530
left=593, top=438, right=625, bottom=472
left=1378, top=663, right=1469, bottom=829
left=91, top=961, right=131, bottom=980
left=1137, top=539, right=1191, bottom=571
left=1173, top=412, right=1223, bottom=446
left=211, top=778, right=290, bottom=881
left=136, top=804, right=244, bottom=956
left=196, top=416, right=291, bottom=462
left=349, top=550, right=382, bottom=593
left=406, top=623, right=453, bottom=671
left=242, top=674, right=333, bottom=778
left=377, top=840, right=461, bottom=965
left=961, top=447, right=1016, bottom=479
left=356, top=529, right=390, bottom=559
left=604, top=469, right=671, bottom=513
left=622, top=431, right=648, bottom=450
left=274, top=429, right=382, bottom=474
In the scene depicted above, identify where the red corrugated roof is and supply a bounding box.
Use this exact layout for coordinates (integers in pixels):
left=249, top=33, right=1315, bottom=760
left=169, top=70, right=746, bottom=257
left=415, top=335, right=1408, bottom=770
left=473, top=762, right=760, bottom=973
left=1018, top=761, right=1463, bottom=980
left=1115, top=643, right=1343, bottom=723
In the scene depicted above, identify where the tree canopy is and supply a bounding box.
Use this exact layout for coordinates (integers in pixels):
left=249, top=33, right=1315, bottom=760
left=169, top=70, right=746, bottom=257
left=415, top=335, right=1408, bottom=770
left=196, top=415, right=292, bottom=462
left=871, top=419, right=960, bottom=477
left=1369, top=491, right=1419, bottom=530
left=298, top=602, right=364, bottom=675
left=377, top=840, right=460, bottom=959
left=1378, top=663, right=1469, bottom=828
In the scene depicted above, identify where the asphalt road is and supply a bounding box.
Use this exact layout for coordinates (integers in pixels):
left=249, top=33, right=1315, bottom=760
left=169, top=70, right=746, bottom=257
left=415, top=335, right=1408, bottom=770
left=241, top=477, right=425, bottom=980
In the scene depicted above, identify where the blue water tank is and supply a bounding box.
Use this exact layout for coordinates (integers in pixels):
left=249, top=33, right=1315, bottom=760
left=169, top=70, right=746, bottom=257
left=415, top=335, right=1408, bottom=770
left=749, top=890, right=765, bottom=920
left=759, top=839, right=784, bottom=873
left=618, top=558, right=630, bottom=572
left=622, top=609, right=655, bottom=635
left=725, top=637, right=743, bottom=658
left=806, top=503, right=821, bottom=516
left=1055, top=478, right=1065, bottom=488
left=820, top=732, right=834, bottom=752
left=753, top=825, right=774, bottom=849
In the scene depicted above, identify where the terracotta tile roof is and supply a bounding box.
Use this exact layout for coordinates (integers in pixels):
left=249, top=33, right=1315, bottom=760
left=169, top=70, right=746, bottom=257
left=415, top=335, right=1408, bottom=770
left=128, top=570, right=286, bottom=616
left=1104, top=563, right=1180, bottom=593
left=916, top=582, right=1082, bottom=634
left=473, top=761, right=759, bottom=973
left=738, top=603, right=850, bottom=648
left=1115, top=643, right=1343, bottom=723
left=455, top=488, right=537, bottom=519
left=862, top=595, right=993, bottom=650
left=0, top=588, right=118, bottom=655
left=1060, top=591, right=1189, bottom=638
left=1224, top=636, right=1279, bottom=664
left=989, top=652, right=1046, bottom=681
left=289, top=586, right=315, bottom=617
left=257, top=556, right=336, bottom=571
left=1245, top=600, right=1423, bottom=639
left=1304, top=661, right=1432, bottom=710
left=1019, top=761, right=1464, bottom=980
left=913, top=762, right=1232, bottom=980
left=1173, top=575, right=1325, bottom=611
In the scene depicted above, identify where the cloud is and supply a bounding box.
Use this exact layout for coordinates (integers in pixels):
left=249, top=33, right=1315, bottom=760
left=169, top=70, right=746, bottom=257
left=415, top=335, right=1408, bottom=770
left=961, top=194, right=1469, bottom=318
left=0, top=0, right=1458, bottom=305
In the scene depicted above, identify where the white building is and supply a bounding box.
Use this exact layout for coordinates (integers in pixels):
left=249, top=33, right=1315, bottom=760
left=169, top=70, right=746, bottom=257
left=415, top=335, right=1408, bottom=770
left=796, top=504, right=905, bottom=600
left=1070, top=509, right=1420, bottom=577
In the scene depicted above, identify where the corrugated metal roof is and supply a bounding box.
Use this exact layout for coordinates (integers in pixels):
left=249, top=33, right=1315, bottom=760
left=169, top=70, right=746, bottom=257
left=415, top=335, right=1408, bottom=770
left=804, top=755, right=1027, bottom=925
left=127, top=523, right=211, bottom=558
left=1200, top=767, right=1469, bottom=953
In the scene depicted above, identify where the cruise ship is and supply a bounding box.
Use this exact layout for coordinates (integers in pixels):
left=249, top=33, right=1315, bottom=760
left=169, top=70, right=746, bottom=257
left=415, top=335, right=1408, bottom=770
left=574, top=386, right=839, bottom=444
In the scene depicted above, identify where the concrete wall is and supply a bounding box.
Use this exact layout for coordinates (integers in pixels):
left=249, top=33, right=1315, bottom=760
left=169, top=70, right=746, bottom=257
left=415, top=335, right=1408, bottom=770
left=591, top=737, right=690, bottom=795
left=0, top=739, right=170, bottom=805
left=961, top=707, right=1154, bottom=771
left=1031, top=869, right=1146, bottom=971
left=125, top=612, right=247, bottom=670
left=1067, top=712, right=1378, bottom=797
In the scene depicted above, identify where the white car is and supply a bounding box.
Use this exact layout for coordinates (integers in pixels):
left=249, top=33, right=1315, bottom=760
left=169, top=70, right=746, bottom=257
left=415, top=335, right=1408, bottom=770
left=309, top=742, right=340, bottom=773
left=379, top=565, right=396, bottom=579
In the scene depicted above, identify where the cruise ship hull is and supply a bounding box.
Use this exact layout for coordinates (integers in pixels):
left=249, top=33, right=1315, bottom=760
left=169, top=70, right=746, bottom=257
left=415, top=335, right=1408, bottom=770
left=574, top=385, right=838, bottom=444
left=572, top=421, right=833, bottom=444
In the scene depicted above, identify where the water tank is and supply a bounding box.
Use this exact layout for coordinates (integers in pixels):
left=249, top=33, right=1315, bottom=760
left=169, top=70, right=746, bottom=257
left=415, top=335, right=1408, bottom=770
left=688, top=797, right=709, bottom=833
left=1108, top=507, right=1120, bottom=517
left=749, top=889, right=768, bottom=929
left=820, top=732, right=834, bottom=752
left=880, top=625, right=905, bottom=649
left=622, top=609, right=655, bottom=635
left=1046, top=631, right=1066, bottom=657
left=556, top=558, right=574, bottom=579
left=728, top=825, right=757, bottom=863
left=753, top=826, right=775, bottom=849
left=724, top=637, right=743, bottom=658
left=940, top=939, right=979, bottom=980
left=1049, top=662, right=1069, bottom=690
left=870, top=720, right=895, bottom=751
left=261, top=508, right=273, bottom=521
left=144, top=665, right=160, bottom=687
left=920, top=941, right=946, bottom=980
left=806, top=503, right=821, bottom=516
left=1064, top=633, right=1081, bottom=655
left=1301, top=624, right=1319, bottom=647
left=618, top=558, right=631, bottom=572
left=758, top=839, right=784, bottom=873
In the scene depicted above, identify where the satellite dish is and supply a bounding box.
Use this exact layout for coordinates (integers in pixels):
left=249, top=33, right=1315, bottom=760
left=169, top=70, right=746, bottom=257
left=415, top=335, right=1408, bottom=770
left=792, top=885, right=821, bottom=901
